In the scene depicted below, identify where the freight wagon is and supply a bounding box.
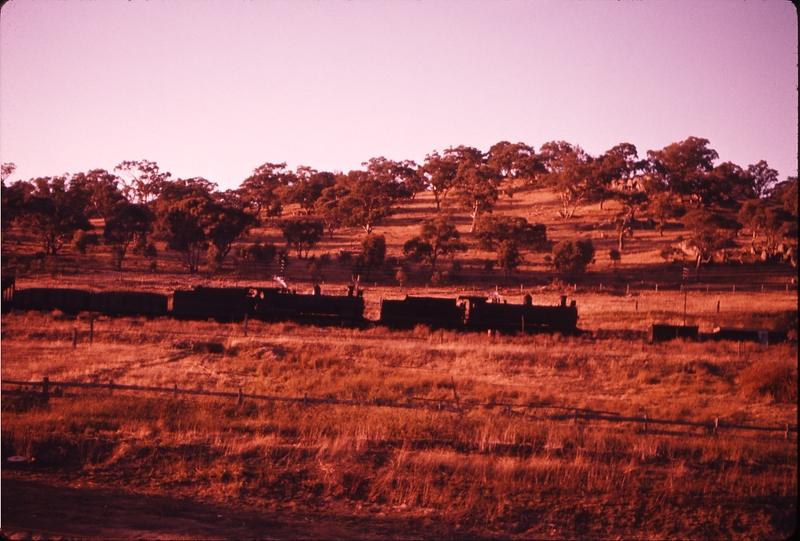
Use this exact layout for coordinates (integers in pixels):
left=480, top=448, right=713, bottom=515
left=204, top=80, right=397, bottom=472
left=378, top=296, right=465, bottom=330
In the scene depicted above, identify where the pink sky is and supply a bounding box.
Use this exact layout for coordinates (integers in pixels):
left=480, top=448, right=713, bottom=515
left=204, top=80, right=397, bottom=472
left=1, top=0, right=797, bottom=190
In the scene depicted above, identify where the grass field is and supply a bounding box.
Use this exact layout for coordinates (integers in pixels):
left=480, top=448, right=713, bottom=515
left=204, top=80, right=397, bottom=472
left=2, top=291, right=797, bottom=539
left=2, top=187, right=797, bottom=539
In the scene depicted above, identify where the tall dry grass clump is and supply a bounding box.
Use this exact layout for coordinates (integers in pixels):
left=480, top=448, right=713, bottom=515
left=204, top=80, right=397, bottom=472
left=739, top=358, right=798, bottom=403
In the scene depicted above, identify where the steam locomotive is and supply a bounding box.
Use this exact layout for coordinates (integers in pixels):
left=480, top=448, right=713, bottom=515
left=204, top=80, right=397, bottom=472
left=379, top=293, right=579, bottom=334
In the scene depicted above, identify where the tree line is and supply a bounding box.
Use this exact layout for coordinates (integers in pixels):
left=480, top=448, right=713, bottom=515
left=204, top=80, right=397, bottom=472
left=1, top=136, right=797, bottom=278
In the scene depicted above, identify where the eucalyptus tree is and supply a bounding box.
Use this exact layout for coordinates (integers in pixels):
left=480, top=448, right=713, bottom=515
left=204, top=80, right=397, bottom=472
left=70, top=169, right=126, bottom=219
left=335, top=160, right=412, bottom=234
left=746, top=160, right=779, bottom=199
left=103, top=201, right=154, bottom=270
left=115, top=160, right=172, bottom=205
left=17, top=175, right=92, bottom=256
left=645, top=137, right=718, bottom=203
left=486, top=141, right=544, bottom=197
left=238, top=162, right=295, bottom=219
left=282, top=166, right=336, bottom=215
left=448, top=145, right=502, bottom=232
left=419, top=150, right=460, bottom=210
left=539, top=141, right=594, bottom=219
left=403, top=213, right=467, bottom=270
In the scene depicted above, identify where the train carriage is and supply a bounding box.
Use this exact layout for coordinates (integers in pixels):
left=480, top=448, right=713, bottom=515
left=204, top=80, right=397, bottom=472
left=379, top=296, right=465, bottom=330
left=171, top=286, right=253, bottom=322
left=90, top=291, right=169, bottom=318
left=12, top=287, right=92, bottom=315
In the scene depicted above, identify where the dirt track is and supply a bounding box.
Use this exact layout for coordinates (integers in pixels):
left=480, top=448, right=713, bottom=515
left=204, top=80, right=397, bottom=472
left=1, top=474, right=508, bottom=540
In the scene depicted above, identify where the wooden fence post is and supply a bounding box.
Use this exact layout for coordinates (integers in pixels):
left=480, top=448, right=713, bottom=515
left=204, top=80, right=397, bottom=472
left=42, top=377, right=50, bottom=402
left=174, top=383, right=178, bottom=398
left=713, top=417, right=719, bottom=437
left=451, top=377, right=461, bottom=411
left=238, top=387, right=243, bottom=405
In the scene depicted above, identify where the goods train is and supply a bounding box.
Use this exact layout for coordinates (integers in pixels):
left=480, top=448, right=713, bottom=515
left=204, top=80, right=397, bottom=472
left=0, top=278, right=579, bottom=334
left=0, top=278, right=790, bottom=342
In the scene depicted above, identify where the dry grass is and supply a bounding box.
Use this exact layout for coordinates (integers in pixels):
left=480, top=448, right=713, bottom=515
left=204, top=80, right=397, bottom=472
left=2, top=291, right=797, bottom=539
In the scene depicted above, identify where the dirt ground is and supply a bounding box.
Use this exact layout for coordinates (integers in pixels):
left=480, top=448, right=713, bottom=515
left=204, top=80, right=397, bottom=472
left=1, top=472, right=516, bottom=541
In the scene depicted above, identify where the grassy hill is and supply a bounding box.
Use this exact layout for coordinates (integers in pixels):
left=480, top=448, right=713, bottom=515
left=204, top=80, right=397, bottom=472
left=2, top=187, right=796, bottom=294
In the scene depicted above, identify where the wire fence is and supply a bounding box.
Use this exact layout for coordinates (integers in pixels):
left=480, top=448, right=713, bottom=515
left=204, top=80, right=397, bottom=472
left=3, top=377, right=796, bottom=441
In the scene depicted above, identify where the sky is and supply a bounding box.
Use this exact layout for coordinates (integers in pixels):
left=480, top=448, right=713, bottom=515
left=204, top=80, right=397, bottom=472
left=0, top=0, right=797, bottom=191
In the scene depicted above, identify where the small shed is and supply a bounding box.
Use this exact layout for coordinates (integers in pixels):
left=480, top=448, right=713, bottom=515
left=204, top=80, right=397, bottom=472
left=649, top=324, right=699, bottom=343
left=706, top=327, right=788, bottom=346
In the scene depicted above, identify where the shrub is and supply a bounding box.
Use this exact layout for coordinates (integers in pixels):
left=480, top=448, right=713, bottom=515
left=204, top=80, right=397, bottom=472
left=143, top=243, right=158, bottom=259
left=73, top=230, right=100, bottom=254
left=358, top=234, right=386, bottom=270
left=552, top=239, right=595, bottom=275
left=497, top=240, right=521, bottom=276
left=279, top=218, right=324, bottom=258
left=308, top=254, right=332, bottom=282
left=238, top=242, right=276, bottom=266
left=739, top=360, right=798, bottom=403
left=395, top=269, right=407, bottom=288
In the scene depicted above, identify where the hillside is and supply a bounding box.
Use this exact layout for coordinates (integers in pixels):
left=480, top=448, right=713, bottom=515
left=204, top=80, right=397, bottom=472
left=2, top=187, right=796, bottom=295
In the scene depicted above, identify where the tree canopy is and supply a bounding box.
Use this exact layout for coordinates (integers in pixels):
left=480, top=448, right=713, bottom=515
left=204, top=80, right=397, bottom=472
left=403, top=213, right=467, bottom=270
left=552, top=239, right=595, bottom=276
